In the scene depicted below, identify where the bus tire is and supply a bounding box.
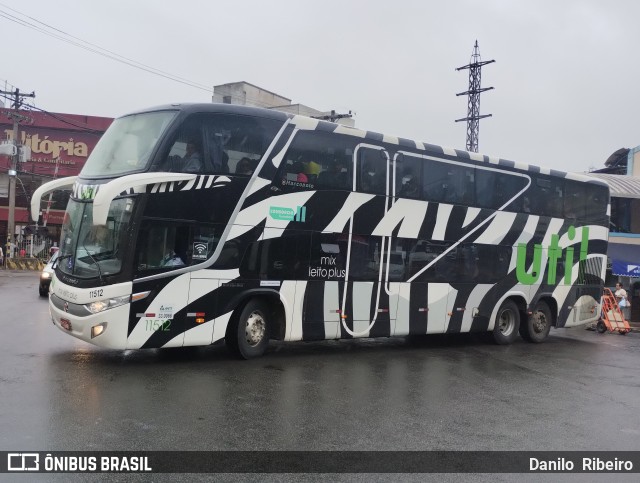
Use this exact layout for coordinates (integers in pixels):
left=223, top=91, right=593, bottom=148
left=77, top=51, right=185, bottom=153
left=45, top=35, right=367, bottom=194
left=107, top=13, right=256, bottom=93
left=227, top=299, right=270, bottom=359
left=520, top=301, right=552, bottom=343
left=492, top=299, right=520, bottom=345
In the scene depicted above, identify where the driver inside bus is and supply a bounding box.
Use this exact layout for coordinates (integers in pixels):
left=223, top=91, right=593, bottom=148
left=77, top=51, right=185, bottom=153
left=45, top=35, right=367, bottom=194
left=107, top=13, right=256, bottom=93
left=161, top=249, right=185, bottom=267
left=146, top=228, right=186, bottom=269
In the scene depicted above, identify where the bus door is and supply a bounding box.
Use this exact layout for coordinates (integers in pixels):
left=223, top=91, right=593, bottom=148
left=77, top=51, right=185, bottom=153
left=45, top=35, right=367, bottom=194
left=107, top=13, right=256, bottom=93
left=341, top=145, right=398, bottom=338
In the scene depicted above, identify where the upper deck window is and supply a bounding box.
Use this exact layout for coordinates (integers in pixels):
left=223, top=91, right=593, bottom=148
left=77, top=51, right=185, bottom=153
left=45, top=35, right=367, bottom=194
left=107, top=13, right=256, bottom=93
left=81, top=111, right=177, bottom=177
left=273, top=131, right=355, bottom=192
left=158, top=114, right=282, bottom=175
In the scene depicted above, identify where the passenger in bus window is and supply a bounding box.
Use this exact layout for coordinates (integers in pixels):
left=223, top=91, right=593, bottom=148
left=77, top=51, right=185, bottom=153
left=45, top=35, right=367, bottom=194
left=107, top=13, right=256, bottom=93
left=400, top=169, right=420, bottom=198
left=291, top=162, right=308, bottom=182
left=166, top=139, right=202, bottom=173
left=361, top=162, right=385, bottom=194
left=180, top=140, right=203, bottom=173
left=235, top=157, right=253, bottom=175
left=304, top=160, right=321, bottom=184
left=318, top=160, right=349, bottom=190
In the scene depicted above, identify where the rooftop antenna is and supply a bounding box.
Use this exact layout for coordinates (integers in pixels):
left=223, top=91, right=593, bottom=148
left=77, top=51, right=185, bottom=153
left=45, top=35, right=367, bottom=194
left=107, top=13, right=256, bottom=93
left=455, top=40, right=495, bottom=152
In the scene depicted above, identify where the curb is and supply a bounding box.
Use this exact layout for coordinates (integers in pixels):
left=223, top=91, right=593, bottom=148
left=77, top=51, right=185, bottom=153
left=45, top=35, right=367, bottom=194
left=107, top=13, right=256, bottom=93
left=2, top=258, right=44, bottom=271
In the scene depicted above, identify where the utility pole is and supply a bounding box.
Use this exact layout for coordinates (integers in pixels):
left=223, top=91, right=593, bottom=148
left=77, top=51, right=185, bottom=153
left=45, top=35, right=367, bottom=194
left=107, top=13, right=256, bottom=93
left=312, top=110, right=353, bottom=123
left=455, top=40, right=494, bottom=152
left=0, top=88, right=35, bottom=253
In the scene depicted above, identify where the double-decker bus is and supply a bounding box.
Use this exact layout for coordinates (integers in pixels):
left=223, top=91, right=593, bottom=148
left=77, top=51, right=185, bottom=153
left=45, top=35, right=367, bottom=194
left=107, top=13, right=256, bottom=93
left=32, top=103, right=610, bottom=358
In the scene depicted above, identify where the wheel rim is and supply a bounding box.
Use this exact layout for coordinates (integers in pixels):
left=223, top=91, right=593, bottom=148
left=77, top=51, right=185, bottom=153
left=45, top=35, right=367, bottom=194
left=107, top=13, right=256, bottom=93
left=498, top=308, right=516, bottom=336
left=532, top=310, right=548, bottom=334
left=245, top=311, right=266, bottom=347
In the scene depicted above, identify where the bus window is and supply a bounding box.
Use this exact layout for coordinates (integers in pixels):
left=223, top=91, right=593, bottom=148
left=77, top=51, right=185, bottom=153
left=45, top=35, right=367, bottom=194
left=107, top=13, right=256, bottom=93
left=82, top=110, right=177, bottom=177
left=239, top=231, right=311, bottom=280
left=407, top=240, right=450, bottom=281
left=475, top=169, right=495, bottom=208
left=423, top=160, right=474, bottom=206
left=159, top=114, right=281, bottom=175
left=136, top=225, right=186, bottom=271
left=135, top=221, right=221, bottom=273
left=564, top=180, right=585, bottom=220
left=395, top=154, right=422, bottom=199
left=165, top=132, right=205, bottom=174
left=316, top=158, right=351, bottom=190
left=475, top=245, right=511, bottom=282
left=275, top=131, right=355, bottom=192
left=475, top=170, right=528, bottom=211
left=529, top=176, right=564, bottom=218
left=357, top=149, right=387, bottom=195
left=423, top=161, right=448, bottom=203
left=585, top=184, right=609, bottom=224
left=279, top=160, right=315, bottom=190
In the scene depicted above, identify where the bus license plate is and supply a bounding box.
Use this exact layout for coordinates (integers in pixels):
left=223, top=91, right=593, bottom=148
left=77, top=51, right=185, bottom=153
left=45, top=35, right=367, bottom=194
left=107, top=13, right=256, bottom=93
left=60, top=318, right=72, bottom=331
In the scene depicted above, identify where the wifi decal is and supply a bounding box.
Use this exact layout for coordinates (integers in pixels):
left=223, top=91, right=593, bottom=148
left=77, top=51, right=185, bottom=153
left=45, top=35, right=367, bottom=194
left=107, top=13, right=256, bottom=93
left=192, top=241, right=209, bottom=261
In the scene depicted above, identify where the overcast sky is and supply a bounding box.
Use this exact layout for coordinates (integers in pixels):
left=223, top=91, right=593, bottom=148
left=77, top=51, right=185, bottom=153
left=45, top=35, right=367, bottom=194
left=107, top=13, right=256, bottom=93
left=2, top=0, right=639, bottom=173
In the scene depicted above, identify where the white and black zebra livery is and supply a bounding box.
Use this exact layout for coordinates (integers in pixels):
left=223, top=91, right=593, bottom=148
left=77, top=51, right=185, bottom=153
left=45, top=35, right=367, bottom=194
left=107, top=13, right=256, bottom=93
left=121, top=113, right=608, bottom=350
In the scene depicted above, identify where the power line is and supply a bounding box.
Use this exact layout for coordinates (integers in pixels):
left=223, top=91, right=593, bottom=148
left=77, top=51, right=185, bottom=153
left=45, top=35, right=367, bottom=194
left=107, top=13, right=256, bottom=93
left=0, top=93, right=105, bottom=134
left=22, top=104, right=105, bottom=134
left=0, top=4, right=213, bottom=93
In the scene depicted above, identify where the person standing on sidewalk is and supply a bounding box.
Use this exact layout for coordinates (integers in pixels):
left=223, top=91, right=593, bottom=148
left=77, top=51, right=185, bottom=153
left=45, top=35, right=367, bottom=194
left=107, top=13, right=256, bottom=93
left=615, top=282, right=631, bottom=321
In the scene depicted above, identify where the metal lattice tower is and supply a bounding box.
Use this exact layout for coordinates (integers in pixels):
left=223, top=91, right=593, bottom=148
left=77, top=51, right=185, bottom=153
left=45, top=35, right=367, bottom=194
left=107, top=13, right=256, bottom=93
left=455, top=40, right=495, bottom=152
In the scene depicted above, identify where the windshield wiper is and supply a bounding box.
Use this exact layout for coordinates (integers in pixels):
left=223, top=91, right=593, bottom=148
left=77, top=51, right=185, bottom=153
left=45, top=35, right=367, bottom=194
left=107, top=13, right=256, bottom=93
left=82, top=241, right=105, bottom=284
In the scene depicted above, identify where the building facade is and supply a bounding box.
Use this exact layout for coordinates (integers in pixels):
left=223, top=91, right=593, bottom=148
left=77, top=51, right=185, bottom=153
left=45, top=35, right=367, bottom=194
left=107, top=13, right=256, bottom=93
left=0, top=110, right=112, bottom=253
left=213, top=81, right=355, bottom=127
left=590, top=146, right=640, bottom=321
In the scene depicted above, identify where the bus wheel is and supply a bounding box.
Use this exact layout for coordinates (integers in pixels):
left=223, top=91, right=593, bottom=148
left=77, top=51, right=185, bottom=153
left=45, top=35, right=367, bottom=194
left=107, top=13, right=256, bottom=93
left=492, top=299, right=520, bottom=345
left=520, top=301, right=552, bottom=343
left=227, top=299, right=270, bottom=359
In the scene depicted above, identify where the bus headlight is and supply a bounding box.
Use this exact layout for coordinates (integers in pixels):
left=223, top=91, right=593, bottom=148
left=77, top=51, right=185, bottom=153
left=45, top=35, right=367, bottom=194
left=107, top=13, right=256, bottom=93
left=85, top=295, right=130, bottom=314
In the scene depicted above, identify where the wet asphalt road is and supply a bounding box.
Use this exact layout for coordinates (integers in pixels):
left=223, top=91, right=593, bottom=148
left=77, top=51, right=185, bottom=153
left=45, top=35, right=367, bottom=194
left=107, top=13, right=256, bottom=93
left=1, top=270, right=639, bottom=481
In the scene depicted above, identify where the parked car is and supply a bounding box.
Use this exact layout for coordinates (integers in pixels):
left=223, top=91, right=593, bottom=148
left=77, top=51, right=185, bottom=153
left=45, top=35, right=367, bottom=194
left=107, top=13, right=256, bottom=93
left=39, top=251, right=59, bottom=297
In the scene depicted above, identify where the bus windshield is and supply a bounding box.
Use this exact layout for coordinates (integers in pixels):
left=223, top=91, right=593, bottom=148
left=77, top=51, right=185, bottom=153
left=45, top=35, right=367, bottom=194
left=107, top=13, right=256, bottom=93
left=58, top=198, right=136, bottom=279
left=81, top=110, right=177, bottom=177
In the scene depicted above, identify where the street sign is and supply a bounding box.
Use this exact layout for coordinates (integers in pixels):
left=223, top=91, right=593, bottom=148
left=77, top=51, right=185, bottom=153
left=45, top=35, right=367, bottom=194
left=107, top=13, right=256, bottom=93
left=612, top=260, right=640, bottom=277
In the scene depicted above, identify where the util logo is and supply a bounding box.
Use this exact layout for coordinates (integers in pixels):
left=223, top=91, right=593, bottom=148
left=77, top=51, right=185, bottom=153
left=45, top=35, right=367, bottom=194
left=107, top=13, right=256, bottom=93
left=516, top=226, right=589, bottom=285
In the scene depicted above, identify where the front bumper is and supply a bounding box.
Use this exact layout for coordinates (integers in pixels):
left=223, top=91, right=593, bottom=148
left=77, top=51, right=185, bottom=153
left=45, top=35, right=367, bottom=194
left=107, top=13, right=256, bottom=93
left=49, top=294, right=130, bottom=349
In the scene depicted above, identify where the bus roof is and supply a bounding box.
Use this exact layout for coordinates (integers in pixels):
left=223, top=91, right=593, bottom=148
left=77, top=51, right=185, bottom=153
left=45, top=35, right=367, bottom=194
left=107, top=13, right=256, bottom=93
left=123, top=102, right=292, bottom=123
